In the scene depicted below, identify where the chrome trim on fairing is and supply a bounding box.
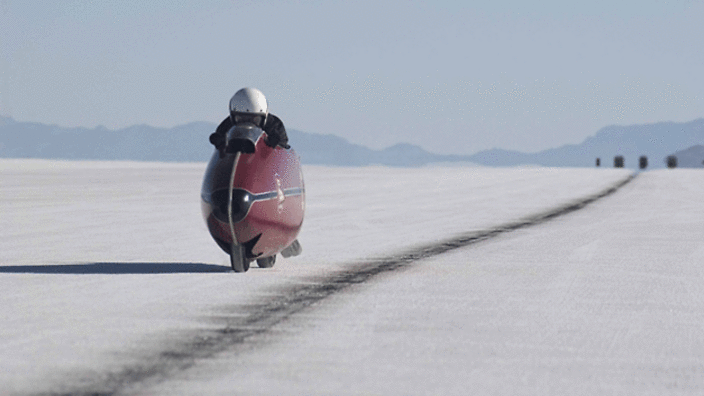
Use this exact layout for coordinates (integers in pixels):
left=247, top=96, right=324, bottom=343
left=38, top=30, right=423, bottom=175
left=282, top=187, right=305, bottom=197
left=202, top=186, right=306, bottom=224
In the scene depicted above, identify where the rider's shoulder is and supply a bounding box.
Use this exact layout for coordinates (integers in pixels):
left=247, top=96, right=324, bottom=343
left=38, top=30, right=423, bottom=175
left=215, top=116, right=233, bottom=134
left=265, top=113, right=284, bottom=128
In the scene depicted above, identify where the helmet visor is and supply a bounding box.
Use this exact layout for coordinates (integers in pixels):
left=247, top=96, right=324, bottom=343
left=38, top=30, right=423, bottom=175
left=231, top=112, right=266, bottom=128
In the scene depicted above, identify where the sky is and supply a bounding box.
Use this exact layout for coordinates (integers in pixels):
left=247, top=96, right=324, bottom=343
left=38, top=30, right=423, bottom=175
left=1, top=0, right=703, bottom=154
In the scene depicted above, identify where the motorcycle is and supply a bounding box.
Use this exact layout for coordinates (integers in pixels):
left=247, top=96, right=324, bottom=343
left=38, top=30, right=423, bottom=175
left=200, top=124, right=304, bottom=272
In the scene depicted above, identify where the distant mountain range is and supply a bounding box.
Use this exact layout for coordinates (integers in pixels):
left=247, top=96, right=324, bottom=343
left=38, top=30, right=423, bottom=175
left=0, top=116, right=472, bottom=166
left=1, top=116, right=703, bottom=168
left=671, top=145, right=704, bottom=168
left=469, top=118, right=704, bottom=169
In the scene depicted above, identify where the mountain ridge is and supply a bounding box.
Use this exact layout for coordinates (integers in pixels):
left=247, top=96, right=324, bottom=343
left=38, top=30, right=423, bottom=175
left=0, top=116, right=470, bottom=166
left=2, top=116, right=703, bottom=168
left=469, top=118, right=704, bottom=169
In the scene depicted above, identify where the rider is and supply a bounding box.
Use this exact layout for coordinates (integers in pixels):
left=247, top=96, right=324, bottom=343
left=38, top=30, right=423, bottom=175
left=209, top=87, right=290, bottom=150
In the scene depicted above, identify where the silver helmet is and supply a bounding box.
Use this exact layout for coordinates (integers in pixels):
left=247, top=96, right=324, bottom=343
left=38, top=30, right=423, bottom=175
left=229, top=88, right=268, bottom=127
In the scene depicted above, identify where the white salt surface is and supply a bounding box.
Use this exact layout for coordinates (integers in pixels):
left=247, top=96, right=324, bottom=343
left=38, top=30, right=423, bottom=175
left=156, top=169, right=704, bottom=396
left=0, top=159, right=636, bottom=394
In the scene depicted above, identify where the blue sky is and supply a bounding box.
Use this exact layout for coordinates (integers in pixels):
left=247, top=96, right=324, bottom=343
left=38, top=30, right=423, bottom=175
left=1, top=0, right=702, bottom=154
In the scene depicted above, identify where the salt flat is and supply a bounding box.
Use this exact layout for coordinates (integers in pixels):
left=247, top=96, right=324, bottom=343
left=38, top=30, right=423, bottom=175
left=0, top=159, right=639, bottom=394
left=158, top=169, right=704, bottom=395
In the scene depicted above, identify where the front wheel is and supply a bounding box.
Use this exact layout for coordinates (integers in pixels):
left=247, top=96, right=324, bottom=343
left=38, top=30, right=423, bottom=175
left=230, top=243, right=250, bottom=272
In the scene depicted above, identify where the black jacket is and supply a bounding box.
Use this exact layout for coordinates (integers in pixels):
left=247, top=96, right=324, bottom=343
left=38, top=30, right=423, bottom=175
left=209, top=114, right=289, bottom=149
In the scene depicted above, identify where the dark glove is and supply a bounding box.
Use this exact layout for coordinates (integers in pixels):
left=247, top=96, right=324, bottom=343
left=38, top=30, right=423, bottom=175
left=264, top=133, right=290, bottom=149
left=262, top=114, right=290, bottom=149
left=264, top=133, right=278, bottom=148
left=209, top=132, right=225, bottom=149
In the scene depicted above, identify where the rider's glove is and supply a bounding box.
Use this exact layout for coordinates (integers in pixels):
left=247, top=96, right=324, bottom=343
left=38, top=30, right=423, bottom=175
left=265, top=135, right=290, bottom=149
left=264, top=133, right=281, bottom=148
left=209, top=132, right=225, bottom=149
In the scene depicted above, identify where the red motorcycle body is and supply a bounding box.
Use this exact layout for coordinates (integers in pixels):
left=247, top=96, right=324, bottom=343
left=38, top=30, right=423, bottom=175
left=201, top=126, right=305, bottom=261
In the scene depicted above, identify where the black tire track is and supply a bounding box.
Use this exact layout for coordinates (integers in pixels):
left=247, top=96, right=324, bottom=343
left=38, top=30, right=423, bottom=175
left=49, top=173, right=636, bottom=396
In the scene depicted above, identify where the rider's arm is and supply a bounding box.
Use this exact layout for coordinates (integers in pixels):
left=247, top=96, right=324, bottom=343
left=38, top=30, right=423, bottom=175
left=209, top=116, right=233, bottom=148
left=263, top=114, right=290, bottom=149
